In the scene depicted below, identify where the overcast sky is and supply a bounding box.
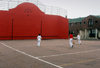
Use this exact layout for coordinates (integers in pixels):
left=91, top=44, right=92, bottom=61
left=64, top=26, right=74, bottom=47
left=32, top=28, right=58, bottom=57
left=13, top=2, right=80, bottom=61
left=39, top=0, right=100, bottom=18
left=0, top=0, right=100, bottom=18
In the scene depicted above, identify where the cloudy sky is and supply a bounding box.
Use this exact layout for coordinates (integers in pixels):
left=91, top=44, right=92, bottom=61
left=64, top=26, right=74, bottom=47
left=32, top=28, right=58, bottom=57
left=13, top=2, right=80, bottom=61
left=39, top=0, right=100, bottom=18
left=0, top=0, right=100, bottom=18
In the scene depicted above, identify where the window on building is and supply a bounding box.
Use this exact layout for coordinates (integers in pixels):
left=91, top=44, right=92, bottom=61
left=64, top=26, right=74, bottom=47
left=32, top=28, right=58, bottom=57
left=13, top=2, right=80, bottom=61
left=80, top=22, right=81, bottom=25
left=95, top=21, right=98, bottom=24
left=92, top=29, right=96, bottom=34
left=88, top=19, right=93, bottom=27
left=71, top=23, right=73, bottom=26
left=69, top=23, right=71, bottom=26
left=70, top=23, right=73, bottom=26
left=89, top=29, right=95, bottom=37
left=84, top=22, right=86, bottom=24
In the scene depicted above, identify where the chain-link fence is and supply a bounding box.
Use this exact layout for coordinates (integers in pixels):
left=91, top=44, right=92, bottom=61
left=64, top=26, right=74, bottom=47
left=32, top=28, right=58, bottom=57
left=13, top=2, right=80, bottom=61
left=0, top=0, right=67, bottom=17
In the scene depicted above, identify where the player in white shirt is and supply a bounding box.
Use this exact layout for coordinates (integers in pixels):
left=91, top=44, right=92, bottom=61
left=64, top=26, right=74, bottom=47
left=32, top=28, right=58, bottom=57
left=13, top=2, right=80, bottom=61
left=37, top=34, right=42, bottom=47
left=77, top=33, right=81, bottom=45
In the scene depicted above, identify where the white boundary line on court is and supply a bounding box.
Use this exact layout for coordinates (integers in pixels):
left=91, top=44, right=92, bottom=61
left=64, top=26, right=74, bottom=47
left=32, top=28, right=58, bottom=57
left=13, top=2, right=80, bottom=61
left=37, top=48, right=100, bottom=58
left=0, top=42, right=63, bottom=68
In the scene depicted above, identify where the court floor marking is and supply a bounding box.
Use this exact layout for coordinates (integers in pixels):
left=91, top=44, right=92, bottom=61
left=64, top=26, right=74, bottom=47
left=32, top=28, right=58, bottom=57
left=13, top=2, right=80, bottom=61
left=0, top=42, right=63, bottom=68
left=37, top=48, right=100, bottom=58
left=60, top=58, right=100, bottom=66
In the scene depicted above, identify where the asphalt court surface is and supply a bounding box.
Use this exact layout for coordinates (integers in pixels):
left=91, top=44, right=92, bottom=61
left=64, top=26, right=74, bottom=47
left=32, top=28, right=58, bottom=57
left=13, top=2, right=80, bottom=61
left=0, top=39, right=100, bottom=68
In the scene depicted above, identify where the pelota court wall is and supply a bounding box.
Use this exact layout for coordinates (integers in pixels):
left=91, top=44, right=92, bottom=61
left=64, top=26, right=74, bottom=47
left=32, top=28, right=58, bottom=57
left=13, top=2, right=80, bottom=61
left=0, top=2, right=69, bottom=40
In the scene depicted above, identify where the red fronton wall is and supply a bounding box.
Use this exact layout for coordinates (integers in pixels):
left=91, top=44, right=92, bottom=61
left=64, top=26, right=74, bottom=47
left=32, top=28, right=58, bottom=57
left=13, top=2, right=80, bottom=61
left=42, top=15, right=69, bottom=39
left=42, top=15, right=59, bottom=39
left=58, top=16, right=69, bottom=39
left=0, top=2, right=69, bottom=40
left=9, top=3, right=44, bottom=39
left=0, top=11, right=12, bottom=40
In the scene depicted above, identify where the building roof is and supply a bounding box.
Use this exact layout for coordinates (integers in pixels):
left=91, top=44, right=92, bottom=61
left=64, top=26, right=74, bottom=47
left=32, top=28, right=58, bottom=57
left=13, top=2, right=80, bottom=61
left=69, top=17, right=84, bottom=23
left=95, top=15, right=100, bottom=18
left=69, top=15, right=100, bottom=23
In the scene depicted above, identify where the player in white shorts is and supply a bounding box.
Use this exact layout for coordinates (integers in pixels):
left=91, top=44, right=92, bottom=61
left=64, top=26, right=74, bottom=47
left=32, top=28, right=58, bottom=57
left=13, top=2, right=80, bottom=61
left=77, top=33, right=81, bottom=45
left=37, top=34, right=42, bottom=47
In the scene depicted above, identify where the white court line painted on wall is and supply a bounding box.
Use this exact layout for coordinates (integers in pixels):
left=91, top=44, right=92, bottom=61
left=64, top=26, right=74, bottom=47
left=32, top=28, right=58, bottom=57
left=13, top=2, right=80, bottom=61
left=0, top=42, right=63, bottom=68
